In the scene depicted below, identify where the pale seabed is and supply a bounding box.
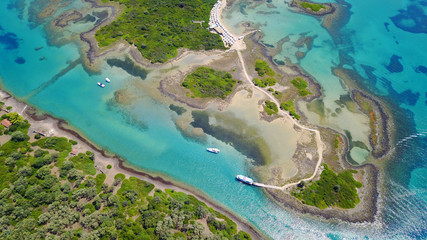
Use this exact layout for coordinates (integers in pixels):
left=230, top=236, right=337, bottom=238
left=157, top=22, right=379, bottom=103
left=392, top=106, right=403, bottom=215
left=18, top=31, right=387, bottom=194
left=204, top=90, right=302, bottom=178
left=223, top=0, right=373, bottom=164
left=1, top=0, right=426, bottom=239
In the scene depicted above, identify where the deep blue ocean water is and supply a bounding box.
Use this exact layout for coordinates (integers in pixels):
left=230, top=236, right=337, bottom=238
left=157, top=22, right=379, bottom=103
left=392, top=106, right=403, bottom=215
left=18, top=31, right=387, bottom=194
left=0, top=0, right=426, bottom=239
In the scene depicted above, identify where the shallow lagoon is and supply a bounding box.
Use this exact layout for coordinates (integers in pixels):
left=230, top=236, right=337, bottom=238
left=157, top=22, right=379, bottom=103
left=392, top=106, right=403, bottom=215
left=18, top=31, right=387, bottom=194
left=0, top=0, right=426, bottom=239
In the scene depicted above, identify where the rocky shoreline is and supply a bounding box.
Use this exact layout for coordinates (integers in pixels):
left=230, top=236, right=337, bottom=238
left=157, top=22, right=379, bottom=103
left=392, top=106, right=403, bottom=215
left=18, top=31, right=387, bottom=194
left=54, top=9, right=83, bottom=27
left=352, top=89, right=391, bottom=159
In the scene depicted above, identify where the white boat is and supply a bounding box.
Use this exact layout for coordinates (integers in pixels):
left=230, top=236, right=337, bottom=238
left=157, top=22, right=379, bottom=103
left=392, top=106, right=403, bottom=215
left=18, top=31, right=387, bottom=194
left=97, top=82, right=105, bottom=88
left=105, top=77, right=111, bottom=83
left=206, top=148, right=220, bottom=154
left=236, top=175, right=254, bottom=185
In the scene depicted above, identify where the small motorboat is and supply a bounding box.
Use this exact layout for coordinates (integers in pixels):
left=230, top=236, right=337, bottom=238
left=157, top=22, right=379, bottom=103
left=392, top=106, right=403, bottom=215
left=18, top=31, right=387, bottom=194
left=206, top=148, right=220, bottom=154
left=105, top=77, right=111, bottom=83
left=236, top=175, right=254, bottom=185
left=97, top=82, right=105, bottom=88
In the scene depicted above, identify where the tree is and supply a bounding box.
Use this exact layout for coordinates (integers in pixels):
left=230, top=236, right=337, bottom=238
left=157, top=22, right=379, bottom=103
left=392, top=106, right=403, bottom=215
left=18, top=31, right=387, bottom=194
left=10, top=151, right=22, bottom=160
left=13, top=177, right=28, bottom=195
left=93, top=196, right=102, bottom=210
left=102, top=183, right=109, bottom=192
left=124, top=190, right=138, bottom=204
left=41, top=175, right=58, bottom=190
left=62, top=160, right=74, bottom=171
left=34, top=149, right=45, bottom=157
left=61, top=182, right=71, bottom=193
left=38, top=212, right=51, bottom=225
left=84, top=178, right=96, bottom=188
left=18, top=166, right=32, bottom=177
left=86, top=151, right=95, bottom=160
left=196, top=205, right=209, bottom=219
left=192, top=222, right=204, bottom=236
left=5, top=157, right=16, bottom=166
left=36, top=166, right=51, bottom=179
left=5, top=112, right=23, bottom=124
left=113, top=177, right=122, bottom=187
left=0, top=188, right=12, bottom=200
left=11, top=131, right=27, bottom=142
left=25, top=185, right=43, bottom=200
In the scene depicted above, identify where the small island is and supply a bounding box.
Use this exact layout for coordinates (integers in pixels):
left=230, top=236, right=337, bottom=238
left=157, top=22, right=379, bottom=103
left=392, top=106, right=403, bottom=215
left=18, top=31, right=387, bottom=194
left=290, top=0, right=334, bottom=16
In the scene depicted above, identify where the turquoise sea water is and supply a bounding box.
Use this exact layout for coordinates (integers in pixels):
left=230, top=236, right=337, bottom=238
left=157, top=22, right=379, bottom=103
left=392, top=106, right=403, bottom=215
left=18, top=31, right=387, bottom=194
left=0, top=0, right=426, bottom=239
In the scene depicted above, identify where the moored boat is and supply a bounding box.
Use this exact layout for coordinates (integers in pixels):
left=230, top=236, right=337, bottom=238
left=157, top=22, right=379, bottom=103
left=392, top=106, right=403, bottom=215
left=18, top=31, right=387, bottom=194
left=105, top=77, right=111, bottom=83
left=97, top=82, right=105, bottom=88
left=236, top=175, right=254, bottom=185
left=206, top=148, right=220, bottom=154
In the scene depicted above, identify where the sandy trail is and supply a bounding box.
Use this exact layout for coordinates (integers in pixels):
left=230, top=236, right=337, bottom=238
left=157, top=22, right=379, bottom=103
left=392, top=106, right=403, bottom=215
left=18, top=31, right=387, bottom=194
left=234, top=33, right=324, bottom=191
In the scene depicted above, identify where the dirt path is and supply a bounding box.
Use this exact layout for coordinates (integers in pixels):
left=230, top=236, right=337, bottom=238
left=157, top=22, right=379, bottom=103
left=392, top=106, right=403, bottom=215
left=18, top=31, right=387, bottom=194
left=236, top=47, right=324, bottom=190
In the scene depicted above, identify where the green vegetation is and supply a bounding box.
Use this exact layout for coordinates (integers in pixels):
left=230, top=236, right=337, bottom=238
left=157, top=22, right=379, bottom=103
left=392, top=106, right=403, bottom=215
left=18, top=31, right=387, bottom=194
left=253, top=77, right=277, bottom=88
left=280, top=100, right=300, bottom=120
left=181, top=66, right=237, bottom=99
left=292, top=164, right=362, bottom=209
left=272, top=90, right=281, bottom=99
left=107, top=164, right=112, bottom=169
left=291, top=77, right=312, bottom=96
left=334, top=135, right=340, bottom=148
left=31, top=137, right=72, bottom=153
left=264, top=100, right=278, bottom=115
left=255, top=59, right=275, bottom=77
left=300, top=1, right=326, bottom=12
left=1, top=113, right=31, bottom=134
left=3, top=112, right=23, bottom=124
left=96, top=0, right=224, bottom=63
left=69, top=153, right=97, bottom=176
left=0, top=113, right=252, bottom=239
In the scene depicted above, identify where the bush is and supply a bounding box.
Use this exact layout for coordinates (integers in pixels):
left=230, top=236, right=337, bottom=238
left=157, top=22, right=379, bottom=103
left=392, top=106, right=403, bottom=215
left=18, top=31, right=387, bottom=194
left=181, top=67, right=236, bottom=99
left=280, top=100, right=300, bottom=120
left=34, top=149, right=45, bottom=158
left=255, top=60, right=275, bottom=77
left=264, top=77, right=277, bottom=86
left=291, top=77, right=312, bottom=96
left=34, top=134, right=41, bottom=139
left=253, top=78, right=266, bottom=88
left=69, top=139, right=78, bottom=145
left=32, top=137, right=72, bottom=152
left=264, top=100, right=278, bottom=115
left=301, top=2, right=326, bottom=12
left=107, top=165, right=112, bottom=169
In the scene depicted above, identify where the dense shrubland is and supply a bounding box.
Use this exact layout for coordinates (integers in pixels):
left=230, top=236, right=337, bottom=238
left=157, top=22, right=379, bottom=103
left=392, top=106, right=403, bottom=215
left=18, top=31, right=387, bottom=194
left=96, top=0, right=225, bottom=63
left=0, top=112, right=251, bottom=239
